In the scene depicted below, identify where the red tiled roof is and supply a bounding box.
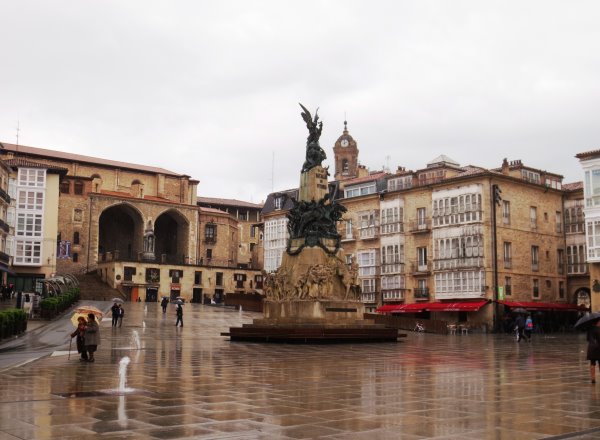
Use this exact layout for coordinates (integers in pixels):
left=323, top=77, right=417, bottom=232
left=197, top=196, right=263, bottom=209
left=3, top=157, right=68, bottom=173
left=576, top=150, right=600, bottom=160
left=0, top=142, right=184, bottom=177
left=563, top=181, right=583, bottom=191
left=200, top=207, right=228, bottom=214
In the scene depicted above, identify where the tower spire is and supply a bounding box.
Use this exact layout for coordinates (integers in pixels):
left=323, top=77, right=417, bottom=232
left=343, top=112, right=348, bottom=134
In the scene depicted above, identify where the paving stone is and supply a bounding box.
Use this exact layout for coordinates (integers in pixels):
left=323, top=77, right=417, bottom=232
left=0, top=302, right=598, bottom=438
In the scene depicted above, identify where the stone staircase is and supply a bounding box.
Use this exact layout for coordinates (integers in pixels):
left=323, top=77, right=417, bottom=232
left=76, top=273, right=126, bottom=301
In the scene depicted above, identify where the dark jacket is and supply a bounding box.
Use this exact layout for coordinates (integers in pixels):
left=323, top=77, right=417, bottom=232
left=85, top=320, right=100, bottom=346
left=515, top=315, right=525, bottom=329
left=176, top=305, right=183, bottom=317
left=588, top=327, right=600, bottom=361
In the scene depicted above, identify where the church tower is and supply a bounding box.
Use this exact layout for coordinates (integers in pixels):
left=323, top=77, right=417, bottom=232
left=333, top=120, right=359, bottom=180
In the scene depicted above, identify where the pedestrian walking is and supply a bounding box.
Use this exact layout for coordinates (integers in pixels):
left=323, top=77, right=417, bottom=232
left=111, top=302, right=119, bottom=327
left=588, top=320, right=600, bottom=384
left=161, top=297, right=168, bottom=313
left=84, top=313, right=100, bottom=362
left=69, top=316, right=88, bottom=361
left=175, top=303, right=183, bottom=327
left=524, top=315, right=533, bottom=342
left=117, top=304, right=124, bottom=327
left=515, top=314, right=525, bottom=342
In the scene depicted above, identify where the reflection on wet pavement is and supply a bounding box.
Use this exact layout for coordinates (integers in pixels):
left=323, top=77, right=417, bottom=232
left=1, top=302, right=599, bottom=439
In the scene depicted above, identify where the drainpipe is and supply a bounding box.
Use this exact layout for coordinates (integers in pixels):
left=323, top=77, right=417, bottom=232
left=491, top=180, right=501, bottom=333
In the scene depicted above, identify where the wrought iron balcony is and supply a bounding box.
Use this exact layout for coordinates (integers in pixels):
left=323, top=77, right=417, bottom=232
left=408, top=219, right=431, bottom=233
left=411, top=262, right=431, bottom=274
left=414, top=287, right=429, bottom=299
left=203, top=237, right=217, bottom=245
left=0, top=187, right=10, bottom=204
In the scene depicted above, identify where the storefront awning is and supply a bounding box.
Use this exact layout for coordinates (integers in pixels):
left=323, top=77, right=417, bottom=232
left=425, top=300, right=489, bottom=312
left=376, top=300, right=489, bottom=314
left=375, top=303, right=427, bottom=314
left=498, top=300, right=586, bottom=312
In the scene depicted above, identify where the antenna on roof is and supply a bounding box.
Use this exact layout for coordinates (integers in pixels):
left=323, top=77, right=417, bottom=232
left=15, top=119, right=20, bottom=153
left=271, top=151, right=275, bottom=193
left=384, top=155, right=391, bottom=173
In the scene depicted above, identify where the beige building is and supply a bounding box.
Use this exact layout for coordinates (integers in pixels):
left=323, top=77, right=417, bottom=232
left=0, top=142, right=262, bottom=302
left=263, top=124, right=586, bottom=331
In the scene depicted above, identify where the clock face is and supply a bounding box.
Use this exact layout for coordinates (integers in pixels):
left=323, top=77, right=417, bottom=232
left=341, top=139, right=349, bottom=147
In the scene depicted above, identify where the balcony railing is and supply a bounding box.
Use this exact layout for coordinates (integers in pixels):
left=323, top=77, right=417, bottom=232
left=503, top=259, right=512, bottom=269
left=408, top=219, right=431, bottom=233
left=414, top=287, right=429, bottom=300
left=203, top=237, right=217, bottom=245
left=359, top=226, right=379, bottom=240
left=382, top=289, right=406, bottom=301
left=381, top=262, right=404, bottom=274
left=0, top=219, right=9, bottom=233
left=361, top=292, right=376, bottom=303
left=0, top=187, right=10, bottom=204
left=433, top=257, right=484, bottom=271
left=340, top=230, right=357, bottom=241
left=568, top=264, right=588, bottom=274
left=411, top=262, right=431, bottom=274
left=380, top=222, right=404, bottom=235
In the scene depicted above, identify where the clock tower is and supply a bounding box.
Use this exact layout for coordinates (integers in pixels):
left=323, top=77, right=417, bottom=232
left=333, top=120, right=359, bottom=180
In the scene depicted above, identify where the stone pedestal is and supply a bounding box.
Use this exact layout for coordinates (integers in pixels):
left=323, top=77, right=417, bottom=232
left=298, top=166, right=329, bottom=202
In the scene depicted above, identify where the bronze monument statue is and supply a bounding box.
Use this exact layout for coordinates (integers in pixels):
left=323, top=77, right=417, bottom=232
left=224, top=104, right=400, bottom=342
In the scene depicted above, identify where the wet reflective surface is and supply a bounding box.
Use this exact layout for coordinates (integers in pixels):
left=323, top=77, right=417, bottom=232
left=1, top=302, right=600, bottom=439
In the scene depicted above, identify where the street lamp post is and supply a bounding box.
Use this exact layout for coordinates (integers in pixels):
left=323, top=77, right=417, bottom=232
left=491, top=184, right=502, bottom=333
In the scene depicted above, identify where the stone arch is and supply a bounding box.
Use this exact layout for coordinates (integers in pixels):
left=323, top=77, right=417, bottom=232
left=154, top=208, right=190, bottom=264
left=98, top=202, right=144, bottom=260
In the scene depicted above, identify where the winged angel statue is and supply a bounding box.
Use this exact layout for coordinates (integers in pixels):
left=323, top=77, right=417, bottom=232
left=299, top=103, right=327, bottom=172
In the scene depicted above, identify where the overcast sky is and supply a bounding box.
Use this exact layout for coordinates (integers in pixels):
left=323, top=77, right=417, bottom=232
left=1, top=1, right=598, bottom=203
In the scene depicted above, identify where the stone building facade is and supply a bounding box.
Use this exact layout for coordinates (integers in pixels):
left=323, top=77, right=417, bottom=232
left=263, top=124, right=586, bottom=330
left=0, top=142, right=262, bottom=301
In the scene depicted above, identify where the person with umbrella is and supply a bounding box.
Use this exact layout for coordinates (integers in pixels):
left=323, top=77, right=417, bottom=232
left=111, top=302, right=120, bottom=327
left=175, top=300, right=183, bottom=327
left=576, top=312, right=600, bottom=383
left=69, top=316, right=88, bottom=362
left=514, top=312, right=526, bottom=342
left=161, top=296, right=169, bottom=313
left=117, top=303, right=125, bottom=327
left=84, top=313, right=101, bottom=362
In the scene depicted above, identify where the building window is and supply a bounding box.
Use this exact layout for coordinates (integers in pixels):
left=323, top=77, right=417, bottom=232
left=417, top=246, right=427, bottom=271
left=18, top=168, right=46, bottom=188
left=530, top=206, right=537, bottom=229
left=387, top=176, right=413, bottom=191
left=342, top=159, right=349, bottom=174
left=545, top=279, right=551, bottom=289
left=14, top=240, right=42, bottom=265
left=60, top=181, right=70, bottom=194
left=381, top=206, right=403, bottom=234
left=417, top=207, right=427, bottom=228
left=532, top=279, right=539, bottom=298
left=503, top=242, right=512, bottom=268
left=587, top=220, right=600, bottom=261
left=216, top=272, right=223, bottom=286
left=357, top=250, right=377, bottom=276
left=502, top=200, right=510, bottom=224
left=238, top=211, right=248, bottom=221
left=74, top=181, right=84, bottom=195
left=73, top=231, right=80, bottom=245
left=344, top=219, right=353, bottom=240
left=250, top=225, right=257, bottom=238
left=145, top=268, right=160, bottom=283
left=194, top=271, right=202, bottom=284
left=361, top=278, right=376, bottom=294
left=17, top=190, right=44, bottom=210
left=72, top=252, right=78, bottom=262
left=559, top=281, right=565, bottom=298
left=205, top=223, right=217, bottom=243
left=531, top=245, right=539, bottom=271
left=557, top=249, right=565, bottom=274
left=505, top=276, right=512, bottom=296
left=555, top=211, right=562, bottom=233
left=344, top=182, right=377, bottom=198
left=567, top=245, right=587, bottom=274
left=206, top=248, right=212, bottom=259
left=16, top=213, right=43, bottom=237
left=565, top=204, right=584, bottom=233
left=274, top=196, right=284, bottom=210
left=345, top=254, right=353, bottom=265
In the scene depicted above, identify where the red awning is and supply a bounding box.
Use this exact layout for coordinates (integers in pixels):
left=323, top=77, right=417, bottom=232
left=425, top=300, right=489, bottom=312
left=375, top=303, right=427, bottom=314
left=498, top=300, right=586, bottom=312
left=376, top=300, right=488, bottom=314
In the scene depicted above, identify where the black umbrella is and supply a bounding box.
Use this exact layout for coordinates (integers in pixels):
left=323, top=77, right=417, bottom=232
left=575, top=312, right=600, bottom=331
left=512, top=307, right=528, bottom=314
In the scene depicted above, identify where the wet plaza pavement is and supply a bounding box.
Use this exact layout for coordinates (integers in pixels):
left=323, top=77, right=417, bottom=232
left=1, top=303, right=600, bottom=439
